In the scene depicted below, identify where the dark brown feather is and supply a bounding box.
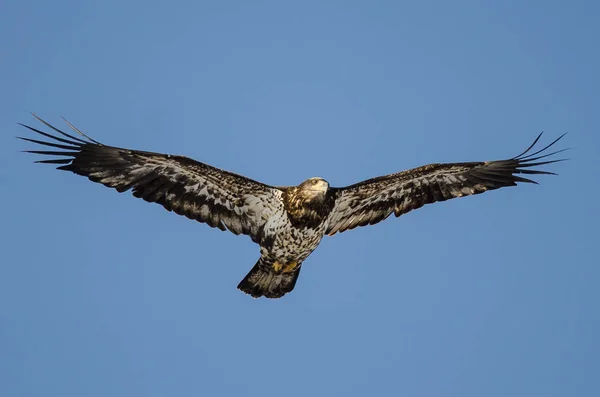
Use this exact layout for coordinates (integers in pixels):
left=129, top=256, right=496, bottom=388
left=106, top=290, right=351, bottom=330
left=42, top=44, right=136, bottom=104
left=19, top=116, right=284, bottom=242
left=281, top=186, right=336, bottom=228
left=326, top=133, right=567, bottom=235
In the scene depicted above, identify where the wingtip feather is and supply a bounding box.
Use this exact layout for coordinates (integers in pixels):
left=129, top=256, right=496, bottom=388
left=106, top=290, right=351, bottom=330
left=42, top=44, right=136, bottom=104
left=61, top=116, right=102, bottom=144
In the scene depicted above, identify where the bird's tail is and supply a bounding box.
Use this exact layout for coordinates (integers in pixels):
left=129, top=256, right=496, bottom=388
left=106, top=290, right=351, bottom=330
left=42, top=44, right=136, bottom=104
left=237, top=258, right=302, bottom=299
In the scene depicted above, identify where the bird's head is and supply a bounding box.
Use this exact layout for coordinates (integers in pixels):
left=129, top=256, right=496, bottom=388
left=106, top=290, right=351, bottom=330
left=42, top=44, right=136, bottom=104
left=298, top=177, right=330, bottom=202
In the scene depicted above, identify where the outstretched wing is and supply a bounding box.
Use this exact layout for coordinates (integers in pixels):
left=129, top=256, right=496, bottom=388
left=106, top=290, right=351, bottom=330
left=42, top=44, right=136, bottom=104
left=19, top=115, right=283, bottom=242
left=326, top=133, right=567, bottom=236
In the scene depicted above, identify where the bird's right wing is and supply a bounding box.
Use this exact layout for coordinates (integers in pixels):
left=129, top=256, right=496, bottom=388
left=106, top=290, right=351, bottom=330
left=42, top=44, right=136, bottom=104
left=19, top=115, right=283, bottom=242
left=326, top=133, right=567, bottom=236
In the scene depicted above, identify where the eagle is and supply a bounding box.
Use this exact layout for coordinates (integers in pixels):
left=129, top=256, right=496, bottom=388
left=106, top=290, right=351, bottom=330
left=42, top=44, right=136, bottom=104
left=19, top=115, right=566, bottom=298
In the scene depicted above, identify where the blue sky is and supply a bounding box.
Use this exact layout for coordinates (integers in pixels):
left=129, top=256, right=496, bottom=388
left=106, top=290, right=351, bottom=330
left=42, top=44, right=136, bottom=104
left=1, top=1, right=598, bottom=396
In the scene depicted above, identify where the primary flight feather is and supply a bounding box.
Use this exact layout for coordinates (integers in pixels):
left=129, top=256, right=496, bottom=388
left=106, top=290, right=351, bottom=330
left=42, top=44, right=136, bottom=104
left=19, top=115, right=567, bottom=298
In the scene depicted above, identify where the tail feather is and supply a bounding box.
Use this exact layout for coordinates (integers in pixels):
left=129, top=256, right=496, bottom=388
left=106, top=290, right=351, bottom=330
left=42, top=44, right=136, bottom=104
left=237, top=258, right=302, bottom=299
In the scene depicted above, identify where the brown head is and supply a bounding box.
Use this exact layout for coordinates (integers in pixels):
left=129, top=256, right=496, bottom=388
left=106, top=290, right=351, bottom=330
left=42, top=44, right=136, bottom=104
left=281, top=177, right=334, bottom=227
left=297, top=177, right=330, bottom=203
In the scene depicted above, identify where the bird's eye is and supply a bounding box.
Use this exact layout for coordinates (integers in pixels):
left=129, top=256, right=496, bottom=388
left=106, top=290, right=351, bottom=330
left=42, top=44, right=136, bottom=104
left=312, top=179, right=318, bottom=185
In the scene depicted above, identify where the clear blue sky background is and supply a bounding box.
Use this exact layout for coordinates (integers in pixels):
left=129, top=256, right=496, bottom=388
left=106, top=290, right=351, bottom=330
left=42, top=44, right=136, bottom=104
left=1, top=1, right=598, bottom=396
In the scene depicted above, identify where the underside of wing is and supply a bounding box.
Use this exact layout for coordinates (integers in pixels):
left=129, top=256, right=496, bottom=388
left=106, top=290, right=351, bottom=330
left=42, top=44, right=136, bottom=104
left=326, top=133, right=568, bottom=235
left=19, top=115, right=283, bottom=241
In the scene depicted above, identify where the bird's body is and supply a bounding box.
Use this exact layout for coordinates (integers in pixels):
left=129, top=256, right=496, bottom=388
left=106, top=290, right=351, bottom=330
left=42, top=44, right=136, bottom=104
left=238, top=178, right=336, bottom=297
left=19, top=115, right=567, bottom=298
left=261, top=192, right=327, bottom=267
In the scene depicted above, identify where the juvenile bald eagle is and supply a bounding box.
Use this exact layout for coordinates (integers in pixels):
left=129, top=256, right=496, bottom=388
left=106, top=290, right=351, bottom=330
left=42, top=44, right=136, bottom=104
left=19, top=115, right=566, bottom=298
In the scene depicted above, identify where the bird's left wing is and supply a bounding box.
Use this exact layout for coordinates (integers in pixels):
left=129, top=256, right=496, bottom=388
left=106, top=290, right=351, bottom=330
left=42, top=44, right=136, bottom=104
left=19, top=115, right=283, bottom=242
left=326, top=133, right=567, bottom=236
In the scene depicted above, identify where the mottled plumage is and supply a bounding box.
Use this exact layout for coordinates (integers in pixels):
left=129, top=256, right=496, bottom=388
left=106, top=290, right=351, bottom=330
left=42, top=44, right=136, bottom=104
left=19, top=115, right=567, bottom=298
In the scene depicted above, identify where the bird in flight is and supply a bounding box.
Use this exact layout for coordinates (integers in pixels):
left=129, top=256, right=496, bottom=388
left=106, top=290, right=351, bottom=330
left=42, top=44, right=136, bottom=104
left=19, top=115, right=566, bottom=298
